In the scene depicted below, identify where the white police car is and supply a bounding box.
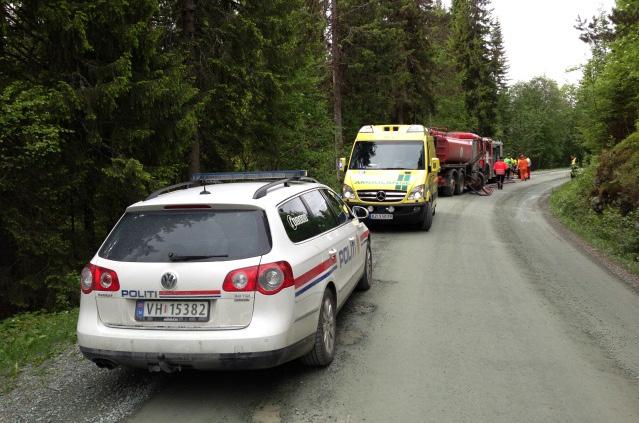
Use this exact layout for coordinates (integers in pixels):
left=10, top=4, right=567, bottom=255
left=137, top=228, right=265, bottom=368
left=77, top=171, right=372, bottom=371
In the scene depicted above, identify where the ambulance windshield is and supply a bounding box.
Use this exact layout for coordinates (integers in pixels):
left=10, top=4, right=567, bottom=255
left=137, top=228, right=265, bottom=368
left=349, top=141, right=425, bottom=170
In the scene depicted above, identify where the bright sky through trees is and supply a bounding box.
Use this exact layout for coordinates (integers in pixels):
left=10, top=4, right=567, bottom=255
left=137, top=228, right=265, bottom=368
left=443, top=0, right=615, bottom=85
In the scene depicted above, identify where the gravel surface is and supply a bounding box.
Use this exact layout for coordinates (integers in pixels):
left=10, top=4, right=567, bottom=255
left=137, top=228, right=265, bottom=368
left=0, top=345, right=167, bottom=423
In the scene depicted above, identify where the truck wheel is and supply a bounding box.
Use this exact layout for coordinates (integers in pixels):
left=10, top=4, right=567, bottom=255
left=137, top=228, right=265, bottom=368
left=418, top=202, right=433, bottom=231
left=440, top=171, right=455, bottom=197
left=356, top=244, right=372, bottom=291
left=302, top=289, right=336, bottom=367
left=454, top=171, right=465, bottom=195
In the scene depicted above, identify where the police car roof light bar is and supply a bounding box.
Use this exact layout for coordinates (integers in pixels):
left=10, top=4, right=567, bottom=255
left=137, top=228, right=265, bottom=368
left=192, top=170, right=308, bottom=183
left=145, top=171, right=317, bottom=202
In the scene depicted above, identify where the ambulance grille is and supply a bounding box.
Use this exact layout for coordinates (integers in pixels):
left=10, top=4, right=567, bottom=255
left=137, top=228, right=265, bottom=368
left=357, top=190, right=407, bottom=202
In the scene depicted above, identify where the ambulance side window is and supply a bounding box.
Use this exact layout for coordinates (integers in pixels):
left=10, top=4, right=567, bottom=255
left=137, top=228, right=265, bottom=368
left=278, top=197, right=319, bottom=243
left=301, top=190, right=339, bottom=234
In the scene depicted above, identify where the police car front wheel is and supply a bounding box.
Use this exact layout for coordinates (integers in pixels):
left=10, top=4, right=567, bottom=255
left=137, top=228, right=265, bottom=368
left=357, top=244, right=372, bottom=291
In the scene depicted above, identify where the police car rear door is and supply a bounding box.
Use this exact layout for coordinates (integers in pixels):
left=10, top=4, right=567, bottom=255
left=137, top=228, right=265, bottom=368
left=300, top=190, right=353, bottom=303
left=321, top=189, right=362, bottom=295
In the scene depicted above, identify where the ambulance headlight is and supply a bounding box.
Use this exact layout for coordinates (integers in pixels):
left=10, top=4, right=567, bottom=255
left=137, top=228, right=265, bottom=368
left=342, top=184, right=355, bottom=200
left=408, top=185, right=425, bottom=200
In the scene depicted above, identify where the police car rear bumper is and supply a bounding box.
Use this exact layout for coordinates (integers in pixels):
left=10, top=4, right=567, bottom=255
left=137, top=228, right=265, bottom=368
left=77, top=287, right=314, bottom=369
left=80, top=335, right=314, bottom=370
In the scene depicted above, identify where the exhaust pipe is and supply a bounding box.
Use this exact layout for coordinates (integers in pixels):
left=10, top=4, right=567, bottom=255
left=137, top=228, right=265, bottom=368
left=148, top=356, right=182, bottom=373
left=92, top=358, right=119, bottom=370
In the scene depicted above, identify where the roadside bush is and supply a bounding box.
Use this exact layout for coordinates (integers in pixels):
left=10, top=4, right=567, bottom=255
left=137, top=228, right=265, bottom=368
left=550, top=164, right=639, bottom=274
left=594, top=131, right=639, bottom=215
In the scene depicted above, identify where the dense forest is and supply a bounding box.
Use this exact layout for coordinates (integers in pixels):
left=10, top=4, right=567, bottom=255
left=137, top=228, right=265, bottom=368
left=0, top=0, right=636, bottom=317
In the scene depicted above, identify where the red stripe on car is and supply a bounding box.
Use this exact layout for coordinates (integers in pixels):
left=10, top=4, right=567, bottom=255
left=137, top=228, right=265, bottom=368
left=159, top=290, right=221, bottom=296
left=295, top=258, right=336, bottom=289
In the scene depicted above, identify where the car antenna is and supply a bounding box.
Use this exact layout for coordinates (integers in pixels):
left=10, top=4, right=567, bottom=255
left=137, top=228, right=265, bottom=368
left=200, top=180, right=211, bottom=195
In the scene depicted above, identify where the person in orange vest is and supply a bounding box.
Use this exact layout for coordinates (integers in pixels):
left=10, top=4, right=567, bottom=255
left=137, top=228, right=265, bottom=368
left=493, top=156, right=508, bottom=189
left=518, top=154, right=529, bottom=181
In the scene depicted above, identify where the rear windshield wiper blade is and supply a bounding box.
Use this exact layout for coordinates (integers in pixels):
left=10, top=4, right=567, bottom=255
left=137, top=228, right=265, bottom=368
left=168, top=253, right=229, bottom=262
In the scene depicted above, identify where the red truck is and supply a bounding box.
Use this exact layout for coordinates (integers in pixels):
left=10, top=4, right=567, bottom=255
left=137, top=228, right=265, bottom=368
left=430, top=129, right=503, bottom=196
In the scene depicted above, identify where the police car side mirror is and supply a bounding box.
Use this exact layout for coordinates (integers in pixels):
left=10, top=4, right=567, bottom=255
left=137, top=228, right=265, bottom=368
left=351, top=205, right=369, bottom=220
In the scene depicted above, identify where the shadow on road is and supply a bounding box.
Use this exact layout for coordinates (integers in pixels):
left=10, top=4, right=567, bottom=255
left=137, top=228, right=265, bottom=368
left=125, top=291, right=376, bottom=422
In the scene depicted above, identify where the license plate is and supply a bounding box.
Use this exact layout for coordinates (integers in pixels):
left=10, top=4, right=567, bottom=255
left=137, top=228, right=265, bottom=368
left=135, top=300, right=210, bottom=322
left=370, top=213, right=393, bottom=220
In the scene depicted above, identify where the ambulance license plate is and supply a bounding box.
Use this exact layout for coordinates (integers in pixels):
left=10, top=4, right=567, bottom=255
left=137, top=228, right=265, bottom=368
left=135, top=300, right=210, bottom=322
left=370, top=213, right=393, bottom=220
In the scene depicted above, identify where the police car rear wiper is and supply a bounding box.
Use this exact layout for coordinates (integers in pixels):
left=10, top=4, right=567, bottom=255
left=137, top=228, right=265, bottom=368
left=168, top=253, right=229, bottom=262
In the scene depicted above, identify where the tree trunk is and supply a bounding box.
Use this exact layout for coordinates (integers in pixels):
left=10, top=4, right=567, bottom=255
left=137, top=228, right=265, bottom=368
left=183, top=0, right=200, bottom=176
left=331, top=0, right=343, bottom=182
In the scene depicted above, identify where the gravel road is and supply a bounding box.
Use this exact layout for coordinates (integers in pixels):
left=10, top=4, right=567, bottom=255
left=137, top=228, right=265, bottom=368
left=2, top=170, right=638, bottom=422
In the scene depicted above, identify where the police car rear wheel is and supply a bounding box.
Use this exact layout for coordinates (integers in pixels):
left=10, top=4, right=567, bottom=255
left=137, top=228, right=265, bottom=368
left=357, top=244, right=372, bottom=291
left=302, top=289, right=336, bottom=367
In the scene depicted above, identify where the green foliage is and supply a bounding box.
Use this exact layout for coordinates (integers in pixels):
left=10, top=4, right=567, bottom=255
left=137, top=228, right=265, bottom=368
left=593, top=130, right=639, bottom=215
left=340, top=0, right=436, bottom=144
left=0, top=309, right=79, bottom=390
left=450, top=0, right=501, bottom=136
left=0, top=1, right=334, bottom=317
left=550, top=166, right=639, bottom=275
left=505, top=77, right=577, bottom=168
left=575, top=2, right=639, bottom=152
left=0, top=0, right=197, bottom=317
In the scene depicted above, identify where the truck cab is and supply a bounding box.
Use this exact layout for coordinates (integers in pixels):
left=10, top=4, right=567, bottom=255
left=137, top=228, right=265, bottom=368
left=339, top=124, right=440, bottom=231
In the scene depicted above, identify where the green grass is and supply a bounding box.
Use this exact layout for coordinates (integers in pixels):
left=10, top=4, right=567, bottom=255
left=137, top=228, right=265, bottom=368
left=549, top=166, right=639, bottom=276
left=0, top=308, right=78, bottom=391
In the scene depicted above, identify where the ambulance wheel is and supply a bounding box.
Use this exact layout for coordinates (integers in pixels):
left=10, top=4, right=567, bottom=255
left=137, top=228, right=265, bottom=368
left=357, top=244, right=372, bottom=291
left=302, top=289, right=336, bottom=367
left=418, top=202, right=433, bottom=231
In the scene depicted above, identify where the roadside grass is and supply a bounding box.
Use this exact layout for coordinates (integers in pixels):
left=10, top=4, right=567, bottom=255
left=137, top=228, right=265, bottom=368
left=549, top=165, right=639, bottom=276
left=0, top=308, right=78, bottom=392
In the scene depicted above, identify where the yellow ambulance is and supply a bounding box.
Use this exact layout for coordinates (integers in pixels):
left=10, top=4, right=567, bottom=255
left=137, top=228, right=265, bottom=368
left=339, top=124, right=440, bottom=231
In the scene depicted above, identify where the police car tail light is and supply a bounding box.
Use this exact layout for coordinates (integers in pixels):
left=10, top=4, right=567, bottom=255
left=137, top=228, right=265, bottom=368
left=257, top=261, right=294, bottom=295
left=80, top=264, right=120, bottom=294
left=223, top=262, right=293, bottom=294
left=223, top=266, right=258, bottom=292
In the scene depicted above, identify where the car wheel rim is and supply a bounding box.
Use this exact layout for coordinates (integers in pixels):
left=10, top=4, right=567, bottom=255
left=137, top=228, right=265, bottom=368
left=322, top=297, right=335, bottom=354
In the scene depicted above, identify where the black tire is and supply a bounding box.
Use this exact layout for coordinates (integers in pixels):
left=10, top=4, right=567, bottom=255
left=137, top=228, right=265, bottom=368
left=301, top=289, right=336, bottom=367
left=440, top=172, right=455, bottom=197
left=454, top=171, right=465, bottom=195
left=357, top=244, right=372, bottom=291
left=418, top=202, right=433, bottom=231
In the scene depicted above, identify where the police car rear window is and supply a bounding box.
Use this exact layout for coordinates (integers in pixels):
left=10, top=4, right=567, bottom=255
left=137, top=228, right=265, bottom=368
left=98, top=210, right=271, bottom=262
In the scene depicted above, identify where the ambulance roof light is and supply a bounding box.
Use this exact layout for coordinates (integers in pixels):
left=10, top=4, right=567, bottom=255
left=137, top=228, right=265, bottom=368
left=359, top=125, right=374, bottom=133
